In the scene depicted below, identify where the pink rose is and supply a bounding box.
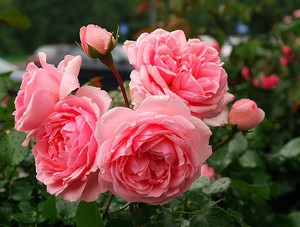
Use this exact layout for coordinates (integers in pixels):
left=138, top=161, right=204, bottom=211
left=96, top=96, right=212, bottom=205
left=200, top=164, right=219, bottom=180
left=229, top=98, right=265, bottom=131
left=283, top=15, right=293, bottom=24
left=279, top=56, right=289, bottom=66
left=124, top=28, right=233, bottom=126
left=13, top=53, right=81, bottom=133
left=80, top=24, right=116, bottom=58
left=33, top=86, right=111, bottom=202
left=280, top=45, right=294, bottom=65
left=293, top=9, right=300, bottom=18
left=281, top=45, right=292, bottom=56
left=261, top=74, right=280, bottom=89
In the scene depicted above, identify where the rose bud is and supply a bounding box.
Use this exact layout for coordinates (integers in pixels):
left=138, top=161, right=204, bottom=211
left=80, top=24, right=117, bottom=58
left=261, top=74, right=280, bottom=90
left=229, top=98, right=265, bottom=131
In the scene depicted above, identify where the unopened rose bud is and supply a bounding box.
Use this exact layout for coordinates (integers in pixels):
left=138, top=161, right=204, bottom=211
left=229, top=99, right=265, bottom=131
left=80, top=24, right=117, bottom=58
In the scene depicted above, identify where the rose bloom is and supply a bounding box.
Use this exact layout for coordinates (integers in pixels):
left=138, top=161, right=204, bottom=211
left=33, top=86, right=111, bottom=202
left=96, top=96, right=212, bottom=205
left=229, top=98, right=265, bottom=131
left=200, top=163, right=219, bottom=180
left=279, top=56, right=289, bottom=66
left=124, top=28, right=234, bottom=126
left=13, top=53, right=81, bottom=134
left=80, top=24, right=116, bottom=58
left=281, top=45, right=293, bottom=56
left=261, top=74, right=280, bottom=89
left=293, top=9, right=300, bottom=18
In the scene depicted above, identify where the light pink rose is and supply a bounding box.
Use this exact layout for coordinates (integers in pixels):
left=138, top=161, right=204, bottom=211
left=33, top=86, right=111, bottom=202
left=229, top=98, right=265, bottom=131
left=96, top=96, right=212, bottom=205
left=13, top=53, right=81, bottom=134
left=293, top=9, right=300, bottom=18
left=261, top=74, right=280, bottom=89
left=124, top=28, right=233, bottom=126
left=200, top=164, right=219, bottom=180
left=80, top=24, right=116, bottom=58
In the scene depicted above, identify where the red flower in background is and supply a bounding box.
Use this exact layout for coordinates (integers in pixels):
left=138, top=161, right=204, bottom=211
left=261, top=74, right=280, bottom=89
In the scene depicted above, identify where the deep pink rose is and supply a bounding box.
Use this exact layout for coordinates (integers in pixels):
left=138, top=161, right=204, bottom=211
left=124, top=28, right=233, bottom=126
left=13, top=53, right=81, bottom=134
left=80, top=24, right=116, bottom=58
left=229, top=98, right=265, bottom=131
left=261, top=74, right=280, bottom=89
left=96, top=96, right=212, bottom=205
left=279, top=56, right=289, bottom=66
left=33, top=86, right=111, bottom=202
left=281, top=45, right=292, bottom=56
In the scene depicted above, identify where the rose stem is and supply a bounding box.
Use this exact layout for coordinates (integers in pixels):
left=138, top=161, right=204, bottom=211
left=109, top=64, right=130, bottom=108
left=212, top=128, right=237, bottom=152
left=102, top=193, right=114, bottom=219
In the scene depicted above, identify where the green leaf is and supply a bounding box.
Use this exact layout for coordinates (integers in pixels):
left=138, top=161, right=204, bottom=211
left=41, top=195, right=57, bottom=220
left=11, top=201, right=37, bottom=224
left=202, top=177, right=231, bottom=195
left=76, top=201, right=104, bottom=227
left=228, top=132, right=248, bottom=154
left=190, top=176, right=210, bottom=190
left=288, top=211, right=300, bottom=227
left=0, top=9, right=31, bottom=29
left=190, top=207, right=236, bottom=227
left=0, top=130, right=29, bottom=165
left=9, top=179, right=34, bottom=201
left=187, top=191, right=216, bottom=211
left=230, top=180, right=270, bottom=199
left=106, top=218, right=134, bottom=227
left=0, top=206, right=13, bottom=224
left=277, top=137, right=300, bottom=159
left=209, top=132, right=248, bottom=172
left=0, top=73, right=10, bottom=100
left=56, top=197, right=79, bottom=220
left=238, top=150, right=262, bottom=168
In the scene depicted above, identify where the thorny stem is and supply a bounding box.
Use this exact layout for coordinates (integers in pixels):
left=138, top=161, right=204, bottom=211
left=102, top=193, right=114, bottom=219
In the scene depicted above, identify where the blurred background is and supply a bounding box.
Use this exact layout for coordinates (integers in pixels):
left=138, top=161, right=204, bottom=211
left=1, top=0, right=299, bottom=88
left=1, top=0, right=300, bottom=226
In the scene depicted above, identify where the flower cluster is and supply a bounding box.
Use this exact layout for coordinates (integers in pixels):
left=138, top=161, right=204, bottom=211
left=13, top=25, right=264, bottom=205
